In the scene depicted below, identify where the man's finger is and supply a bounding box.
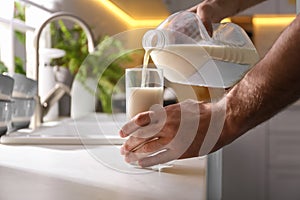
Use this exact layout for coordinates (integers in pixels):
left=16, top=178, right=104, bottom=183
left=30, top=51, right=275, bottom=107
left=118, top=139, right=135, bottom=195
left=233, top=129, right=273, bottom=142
left=196, top=6, right=213, bottom=36
left=138, top=149, right=174, bottom=168
left=125, top=151, right=149, bottom=164
left=187, top=5, right=198, bottom=12
left=131, top=121, right=164, bottom=138
left=122, top=136, right=152, bottom=153
left=132, top=137, right=167, bottom=154
left=119, top=111, right=152, bottom=137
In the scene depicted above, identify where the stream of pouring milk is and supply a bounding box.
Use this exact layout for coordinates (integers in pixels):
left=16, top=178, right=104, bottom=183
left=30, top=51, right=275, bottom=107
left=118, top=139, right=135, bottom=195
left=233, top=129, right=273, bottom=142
left=141, top=49, right=152, bottom=87
left=126, top=49, right=163, bottom=119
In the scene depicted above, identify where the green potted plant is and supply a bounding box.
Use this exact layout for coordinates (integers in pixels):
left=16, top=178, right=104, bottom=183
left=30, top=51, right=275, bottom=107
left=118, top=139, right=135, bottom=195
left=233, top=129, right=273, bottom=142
left=0, top=61, right=8, bottom=74
left=76, top=36, right=136, bottom=113
left=14, top=1, right=26, bottom=75
left=50, top=21, right=132, bottom=113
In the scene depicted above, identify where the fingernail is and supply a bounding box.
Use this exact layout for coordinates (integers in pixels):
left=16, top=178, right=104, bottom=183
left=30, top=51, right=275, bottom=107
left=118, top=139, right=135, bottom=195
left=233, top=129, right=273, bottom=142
left=136, top=161, right=143, bottom=168
left=130, top=161, right=139, bottom=167
left=121, top=144, right=129, bottom=154
left=119, top=130, right=126, bottom=137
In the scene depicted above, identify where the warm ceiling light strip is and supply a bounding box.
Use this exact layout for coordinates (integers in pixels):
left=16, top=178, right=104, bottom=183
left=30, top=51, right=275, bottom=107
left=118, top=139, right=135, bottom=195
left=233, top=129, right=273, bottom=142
left=98, top=0, right=165, bottom=28
left=252, top=15, right=296, bottom=26
left=221, top=18, right=231, bottom=23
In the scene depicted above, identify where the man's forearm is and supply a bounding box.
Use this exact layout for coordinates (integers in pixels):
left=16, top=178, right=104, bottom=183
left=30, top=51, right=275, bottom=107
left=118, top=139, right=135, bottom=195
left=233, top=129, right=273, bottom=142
left=225, top=14, right=300, bottom=142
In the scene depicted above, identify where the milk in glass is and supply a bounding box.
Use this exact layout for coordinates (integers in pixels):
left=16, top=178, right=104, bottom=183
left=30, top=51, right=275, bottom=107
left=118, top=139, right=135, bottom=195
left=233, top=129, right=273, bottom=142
left=126, top=53, right=163, bottom=119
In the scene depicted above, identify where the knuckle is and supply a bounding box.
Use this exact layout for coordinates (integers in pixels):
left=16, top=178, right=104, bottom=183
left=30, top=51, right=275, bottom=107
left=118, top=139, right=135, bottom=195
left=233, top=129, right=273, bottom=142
left=135, top=113, right=147, bottom=125
left=142, top=143, right=153, bottom=153
left=123, top=143, right=130, bottom=151
left=198, top=3, right=212, bottom=13
left=135, top=129, right=145, bottom=137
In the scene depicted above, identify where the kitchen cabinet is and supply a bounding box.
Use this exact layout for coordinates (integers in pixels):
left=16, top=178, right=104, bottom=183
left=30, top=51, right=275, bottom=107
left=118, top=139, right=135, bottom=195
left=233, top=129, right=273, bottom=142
left=278, top=0, right=297, bottom=14
left=221, top=123, right=267, bottom=200
left=268, top=169, right=300, bottom=200
left=221, top=103, right=300, bottom=200
left=238, top=0, right=296, bottom=15
left=164, top=0, right=296, bottom=16
left=163, top=0, right=203, bottom=13
left=239, top=0, right=278, bottom=15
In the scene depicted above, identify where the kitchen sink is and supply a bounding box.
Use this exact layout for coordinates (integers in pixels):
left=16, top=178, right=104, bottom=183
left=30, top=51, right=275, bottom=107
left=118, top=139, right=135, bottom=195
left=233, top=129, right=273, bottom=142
left=1, top=113, right=126, bottom=145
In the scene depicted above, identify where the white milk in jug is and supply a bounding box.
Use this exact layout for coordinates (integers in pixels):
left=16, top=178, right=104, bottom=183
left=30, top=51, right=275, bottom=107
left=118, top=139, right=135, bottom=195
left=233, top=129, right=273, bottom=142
left=148, top=44, right=259, bottom=88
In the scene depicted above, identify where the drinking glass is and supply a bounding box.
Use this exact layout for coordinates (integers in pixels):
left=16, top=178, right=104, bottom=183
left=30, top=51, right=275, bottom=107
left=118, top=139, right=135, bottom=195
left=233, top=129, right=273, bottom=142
left=125, top=68, right=164, bottom=119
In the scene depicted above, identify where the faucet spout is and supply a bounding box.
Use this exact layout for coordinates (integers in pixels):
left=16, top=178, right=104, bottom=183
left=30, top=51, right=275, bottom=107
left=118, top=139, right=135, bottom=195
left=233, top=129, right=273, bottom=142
left=41, top=83, right=71, bottom=117
left=31, top=12, right=95, bottom=129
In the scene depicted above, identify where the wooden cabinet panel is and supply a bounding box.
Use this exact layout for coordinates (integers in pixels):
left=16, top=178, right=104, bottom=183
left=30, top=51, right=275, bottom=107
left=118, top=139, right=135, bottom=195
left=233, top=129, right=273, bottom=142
left=278, top=0, right=296, bottom=13
left=269, top=132, right=300, bottom=168
left=221, top=103, right=300, bottom=200
left=222, top=124, right=267, bottom=200
left=269, top=169, right=300, bottom=200
left=269, top=105, right=300, bottom=132
left=238, top=0, right=277, bottom=15
left=268, top=103, right=300, bottom=199
left=238, top=0, right=296, bottom=15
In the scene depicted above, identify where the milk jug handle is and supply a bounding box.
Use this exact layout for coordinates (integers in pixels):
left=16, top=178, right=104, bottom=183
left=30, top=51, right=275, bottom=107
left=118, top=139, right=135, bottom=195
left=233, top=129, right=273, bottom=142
left=193, top=12, right=212, bottom=41
left=142, top=30, right=166, bottom=50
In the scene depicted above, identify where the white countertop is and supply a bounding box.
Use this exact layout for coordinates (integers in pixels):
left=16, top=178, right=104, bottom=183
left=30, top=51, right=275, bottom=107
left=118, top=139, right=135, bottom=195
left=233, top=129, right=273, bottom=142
left=0, top=135, right=206, bottom=200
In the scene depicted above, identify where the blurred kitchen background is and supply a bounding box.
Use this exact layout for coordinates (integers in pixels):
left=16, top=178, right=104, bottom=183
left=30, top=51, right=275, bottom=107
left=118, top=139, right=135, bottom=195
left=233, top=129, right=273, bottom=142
left=0, top=0, right=299, bottom=200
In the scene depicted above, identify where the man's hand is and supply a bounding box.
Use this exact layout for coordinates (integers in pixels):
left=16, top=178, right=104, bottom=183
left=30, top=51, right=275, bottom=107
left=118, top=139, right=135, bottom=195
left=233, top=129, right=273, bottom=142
left=188, top=2, right=215, bottom=36
left=188, top=0, right=266, bottom=36
left=119, top=99, right=227, bottom=168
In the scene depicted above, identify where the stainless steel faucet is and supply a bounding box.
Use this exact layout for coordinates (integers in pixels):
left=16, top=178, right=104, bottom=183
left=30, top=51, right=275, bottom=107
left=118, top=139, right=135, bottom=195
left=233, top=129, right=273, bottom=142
left=32, top=12, right=95, bottom=128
